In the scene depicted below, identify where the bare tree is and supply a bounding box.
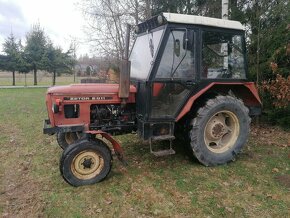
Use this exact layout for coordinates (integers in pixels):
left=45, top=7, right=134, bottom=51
left=81, top=0, right=228, bottom=60
left=81, top=0, right=149, bottom=60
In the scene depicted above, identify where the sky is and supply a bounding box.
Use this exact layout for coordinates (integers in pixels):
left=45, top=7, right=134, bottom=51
left=0, top=0, right=90, bottom=57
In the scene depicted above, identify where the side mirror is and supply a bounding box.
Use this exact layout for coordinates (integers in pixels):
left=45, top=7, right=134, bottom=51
left=183, top=30, right=194, bottom=50
left=174, top=39, right=181, bottom=57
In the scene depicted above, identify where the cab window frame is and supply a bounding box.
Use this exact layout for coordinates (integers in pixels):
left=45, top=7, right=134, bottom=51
left=151, top=27, right=197, bottom=82
left=200, top=28, right=248, bottom=81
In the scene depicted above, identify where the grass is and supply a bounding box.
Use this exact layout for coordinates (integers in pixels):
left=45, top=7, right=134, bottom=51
left=0, top=71, right=87, bottom=86
left=0, top=88, right=289, bottom=217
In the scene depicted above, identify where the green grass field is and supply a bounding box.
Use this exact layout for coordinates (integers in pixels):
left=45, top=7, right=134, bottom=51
left=0, top=71, right=86, bottom=86
left=0, top=88, right=289, bottom=217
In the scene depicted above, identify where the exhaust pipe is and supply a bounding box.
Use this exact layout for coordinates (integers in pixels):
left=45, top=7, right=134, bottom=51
left=119, top=23, right=131, bottom=105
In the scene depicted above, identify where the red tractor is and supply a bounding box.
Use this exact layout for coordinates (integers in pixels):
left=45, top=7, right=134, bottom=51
left=44, top=13, right=261, bottom=186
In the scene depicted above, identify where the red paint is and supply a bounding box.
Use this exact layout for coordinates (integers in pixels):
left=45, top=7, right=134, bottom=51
left=244, top=82, right=261, bottom=103
left=55, top=98, right=62, bottom=106
left=46, top=83, right=136, bottom=127
left=47, top=83, right=137, bottom=95
left=153, top=83, right=164, bottom=96
left=176, top=82, right=261, bottom=121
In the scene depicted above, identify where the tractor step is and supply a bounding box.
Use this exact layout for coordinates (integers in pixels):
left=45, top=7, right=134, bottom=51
left=151, top=148, right=176, bottom=157
left=149, top=136, right=175, bottom=157
left=151, top=135, right=175, bottom=141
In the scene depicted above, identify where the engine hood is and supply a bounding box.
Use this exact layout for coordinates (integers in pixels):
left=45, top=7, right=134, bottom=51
left=47, top=83, right=137, bottom=95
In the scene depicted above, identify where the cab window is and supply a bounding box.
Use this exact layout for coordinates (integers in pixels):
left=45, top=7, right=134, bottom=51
left=202, top=31, right=246, bottom=79
left=156, top=29, right=195, bottom=79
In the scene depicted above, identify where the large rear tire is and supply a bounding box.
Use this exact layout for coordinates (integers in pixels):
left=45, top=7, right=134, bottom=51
left=190, top=95, right=250, bottom=166
left=60, top=139, right=112, bottom=186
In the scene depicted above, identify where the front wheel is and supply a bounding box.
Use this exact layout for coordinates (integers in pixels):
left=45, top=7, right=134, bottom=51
left=190, top=95, right=250, bottom=166
left=60, top=139, right=112, bottom=186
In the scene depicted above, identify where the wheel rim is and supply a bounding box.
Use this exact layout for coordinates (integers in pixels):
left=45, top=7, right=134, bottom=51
left=71, top=150, right=104, bottom=180
left=204, top=110, right=240, bottom=153
left=65, top=132, right=76, bottom=144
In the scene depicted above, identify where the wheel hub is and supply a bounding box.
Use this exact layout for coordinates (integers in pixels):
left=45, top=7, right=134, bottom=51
left=211, top=122, right=226, bottom=138
left=204, top=111, right=240, bottom=153
left=71, top=150, right=104, bottom=180
left=82, top=158, right=94, bottom=169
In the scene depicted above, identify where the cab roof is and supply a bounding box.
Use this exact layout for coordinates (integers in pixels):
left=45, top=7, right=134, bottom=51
left=162, top=13, right=245, bottom=31
left=136, top=13, right=245, bottom=34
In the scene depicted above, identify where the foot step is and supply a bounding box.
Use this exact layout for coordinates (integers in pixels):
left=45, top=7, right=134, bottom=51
left=151, top=149, right=176, bottom=157
left=151, top=135, right=175, bottom=141
left=149, top=136, right=175, bottom=157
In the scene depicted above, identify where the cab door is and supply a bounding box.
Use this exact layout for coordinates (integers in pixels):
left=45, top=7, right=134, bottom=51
left=150, top=28, right=196, bottom=119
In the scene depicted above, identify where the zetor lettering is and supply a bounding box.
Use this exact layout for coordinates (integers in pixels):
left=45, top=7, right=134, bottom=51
left=63, top=96, right=112, bottom=101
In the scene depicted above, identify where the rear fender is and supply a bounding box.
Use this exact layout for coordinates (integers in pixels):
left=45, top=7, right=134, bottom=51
left=176, top=82, right=261, bottom=121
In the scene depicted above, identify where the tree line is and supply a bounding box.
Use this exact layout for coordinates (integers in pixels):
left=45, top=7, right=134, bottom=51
left=0, top=24, right=76, bottom=86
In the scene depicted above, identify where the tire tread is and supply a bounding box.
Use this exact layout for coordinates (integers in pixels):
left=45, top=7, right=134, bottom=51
left=189, top=95, right=251, bottom=166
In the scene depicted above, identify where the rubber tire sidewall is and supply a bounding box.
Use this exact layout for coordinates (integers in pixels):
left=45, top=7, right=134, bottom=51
left=59, top=138, right=108, bottom=175
left=60, top=139, right=112, bottom=186
left=190, top=96, right=250, bottom=166
left=56, top=132, right=78, bottom=149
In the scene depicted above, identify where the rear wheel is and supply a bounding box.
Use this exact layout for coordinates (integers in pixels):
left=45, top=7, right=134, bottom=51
left=190, top=95, right=250, bottom=166
left=56, top=132, right=79, bottom=149
left=60, top=139, right=112, bottom=186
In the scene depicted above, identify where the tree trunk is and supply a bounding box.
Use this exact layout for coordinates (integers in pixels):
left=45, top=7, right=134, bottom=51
left=53, top=71, right=56, bottom=86
left=33, top=67, right=37, bottom=85
left=145, top=0, right=151, bottom=19
left=12, top=71, right=15, bottom=86
left=134, top=0, right=139, bottom=26
left=186, top=0, right=191, bottom=14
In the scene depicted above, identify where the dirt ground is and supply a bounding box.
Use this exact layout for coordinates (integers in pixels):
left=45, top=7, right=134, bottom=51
left=0, top=122, right=47, bottom=217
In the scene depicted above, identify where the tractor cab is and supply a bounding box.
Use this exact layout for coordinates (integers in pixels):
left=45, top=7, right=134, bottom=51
left=130, top=13, right=250, bottom=141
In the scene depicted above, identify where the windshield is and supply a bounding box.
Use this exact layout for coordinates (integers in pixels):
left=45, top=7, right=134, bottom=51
left=130, top=28, right=164, bottom=80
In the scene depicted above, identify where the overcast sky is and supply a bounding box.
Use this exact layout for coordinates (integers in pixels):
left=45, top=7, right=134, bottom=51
left=0, top=0, right=90, bottom=56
